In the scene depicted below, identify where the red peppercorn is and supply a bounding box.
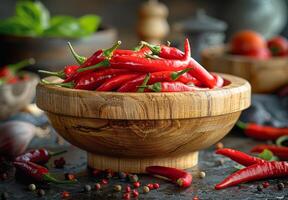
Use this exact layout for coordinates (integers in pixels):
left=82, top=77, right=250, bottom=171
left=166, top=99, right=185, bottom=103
left=262, top=181, right=270, bottom=188
left=92, top=169, right=102, bottom=178
left=65, top=173, right=76, bottom=181
left=61, top=191, right=70, bottom=199
left=101, top=179, right=108, bottom=185
left=132, top=189, right=139, bottom=197
left=125, top=185, right=131, bottom=193
left=122, top=192, right=130, bottom=200
left=133, top=181, right=141, bottom=188
left=153, top=183, right=160, bottom=189
left=147, top=183, right=154, bottom=190
left=95, top=183, right=101, bottom=190
left=54, top=157, right=66, bottom=169
left=193, top=196, right=199, bottom=200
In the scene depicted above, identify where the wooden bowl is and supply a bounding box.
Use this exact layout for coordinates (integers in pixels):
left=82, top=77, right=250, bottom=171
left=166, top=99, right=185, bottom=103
left=36, top=73, right=251, bottom=173
left=201, top=46, right=288, bottom=93
left=0, top=26, right=117, bottom=72
left=0, top=73, right=39, bottom=119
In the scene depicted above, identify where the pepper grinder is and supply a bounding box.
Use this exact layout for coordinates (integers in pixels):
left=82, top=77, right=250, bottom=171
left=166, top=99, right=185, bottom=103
left=137, top=0, right=169, bottom=44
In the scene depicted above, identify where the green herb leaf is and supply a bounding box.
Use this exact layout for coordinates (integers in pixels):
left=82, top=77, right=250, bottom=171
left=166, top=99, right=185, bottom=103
left=258, top=149, right=278, bottom=161
left=0, top=17, right=36, bottom=36
left=78, top=15, right=101, bottom=34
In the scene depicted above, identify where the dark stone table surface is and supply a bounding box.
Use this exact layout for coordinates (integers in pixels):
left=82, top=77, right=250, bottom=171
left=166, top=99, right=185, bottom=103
left=1, top=126, right=288, bottom=200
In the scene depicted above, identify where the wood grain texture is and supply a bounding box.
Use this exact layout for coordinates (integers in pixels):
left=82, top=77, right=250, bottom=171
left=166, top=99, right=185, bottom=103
left=36, top=73, right=250, bottom=172
left=0, top=73, right=39, bottom=119
left=201, top=46, right=288, bottom=93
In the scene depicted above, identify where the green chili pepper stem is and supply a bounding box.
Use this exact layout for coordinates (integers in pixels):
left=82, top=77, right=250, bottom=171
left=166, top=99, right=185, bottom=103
left=77, top=59, right=110, bottom=73
left=145, top=54, right=159, bottom=59
left=133, top=42, right=144, bottom=51
left=171, top=68, right=192, bottom=80
left=38, top=70, right=65, bottom=79
left=166, top=41, right=171, bottom=47
left=43, top=174, right=77, bottom=184
left=41, top=79, right=74, bottom=88
left=67, top=42, right=87, bottom=65
left=236, top=121, right=247, bottom=130
left=151, top=82, right=162, bottom=92
left=141, top=41, right=161, bottom=55
left=137, top=73, right=151, bottom=92
left=276, top=136, right=288, bottom=147
left=49, top=150, right=67, bottom=157
left=103, top=40, right=122, bottom=58
left=7, top=58, right=35, bottom=73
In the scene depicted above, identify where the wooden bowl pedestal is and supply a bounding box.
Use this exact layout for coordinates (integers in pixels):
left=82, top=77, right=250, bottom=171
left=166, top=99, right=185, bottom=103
left=36, top=74, right=251, bottom=173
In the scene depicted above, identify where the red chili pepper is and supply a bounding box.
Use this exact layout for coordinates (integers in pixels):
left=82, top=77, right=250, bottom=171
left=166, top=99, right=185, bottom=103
left=15, top=148, right=67, bottom=165
left=117, top=69, right=195, bottom=92
left=251, top=145, right=288, bottom=160
left=141, top=41, right=185, bottom=59
left=237, top=121, right=288, bottom=140
left=212, top=73, right=224, bottom=88
left=216, top=148, right=266, bottom=166
left=146, top=166, right=192, bottom=188
left=215, top=161, right=288, bottom=190
left=38, top=65, right=79, bottom=79
left=114, top=46, right=151, bottom=57
left=145, top=81, right=196, bottom=92
left=0, top=58, right=35, bottom=78
left=96, top=73, right=141, bottom=91
left=13, top=161, right=76, bottom=184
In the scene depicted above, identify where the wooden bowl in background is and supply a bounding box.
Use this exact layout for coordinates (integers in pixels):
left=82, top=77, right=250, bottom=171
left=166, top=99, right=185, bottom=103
left=201, top=46, right=288, bottom=93
left=0, top=73, right=39, bottom=119
left=0, top=26, right=117, bottom=72
left=36, top=73, right=251, bottom=173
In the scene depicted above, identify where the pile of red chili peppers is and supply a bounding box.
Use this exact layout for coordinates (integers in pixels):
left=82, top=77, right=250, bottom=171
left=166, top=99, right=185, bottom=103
left=40, top=39, right=223, bottom=92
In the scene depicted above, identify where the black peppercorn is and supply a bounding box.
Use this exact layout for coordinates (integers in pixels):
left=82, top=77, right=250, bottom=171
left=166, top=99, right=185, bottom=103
left=277, top=183, right=285, bottom=190
left=84, top=185, right=91, bottom=192
left=257, top=185, right=262, bottom=192
left=37, top=189, right=45, bottom=197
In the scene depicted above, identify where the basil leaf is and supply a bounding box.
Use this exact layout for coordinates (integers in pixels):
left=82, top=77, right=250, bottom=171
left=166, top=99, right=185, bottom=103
left=15, top=1, right=50, bottom=34
left=258, top=149, right=278, bottom=161
left=78, top=15, right=101, bottom=34
left=0, top=17, right=36, bottom=36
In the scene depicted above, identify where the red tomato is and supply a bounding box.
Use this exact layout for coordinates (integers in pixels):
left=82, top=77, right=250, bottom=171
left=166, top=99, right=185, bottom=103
left=267, top=36, right=288, bottom=57
left=230, top=30, right=266, bottom=56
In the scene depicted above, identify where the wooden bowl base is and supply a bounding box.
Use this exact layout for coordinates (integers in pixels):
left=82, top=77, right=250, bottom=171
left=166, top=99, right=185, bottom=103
left=87, top=152, right=199, bottom=173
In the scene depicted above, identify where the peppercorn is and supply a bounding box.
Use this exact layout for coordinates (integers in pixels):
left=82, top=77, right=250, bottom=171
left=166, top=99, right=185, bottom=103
left=65, top=173, right=76, bottom=181
left=143, top=186, right=150, bottom=193
left=101, top=179, right=108, bottom=185
left=215, top=142, right=224, bottom=150
left=28, top=183, right=36, bottom=191
left=277, top=183, right=285, bottom=190
left=92, top=169, right=102, bottom=178
left=199, top=171, right=206, bottom=179
left=1, top=192, right=8, bottom=200
left=216, top=159, right=225, bottom=166
left=257, top=185, right=262, bottom=192
left=133, top=181, right=141, bottom=188
left=128, top=174, right=138, bottom=183
left=84, top=184, right=91, bottom=192
left=122, top=193, right=130, bottom=200
left=118, top=172, right=127, bottom=179
left=54, top=157, right=66, bottom=169
left=147, top=183, right=154, bottom=190
left=113, top=184, right=122, bottom=192
left=61, top=191, right=70, bottom=199
left=95, top=183, right=101, bottom=190
left=153, top=183, right=160, bottom=189
left=262, top=181, right=270, bottom=188
left=193, top=196, right=199, bottom=200
left=132, top=189, right=139, bottom=198
left=37, top=189, right=45, bottom=197
left=0, top=173, right=8, bottom=180
left=125, top=185, right=131, bottom=193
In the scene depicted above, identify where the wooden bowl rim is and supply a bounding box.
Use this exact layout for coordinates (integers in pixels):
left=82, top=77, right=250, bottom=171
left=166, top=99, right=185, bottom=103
left=201, top=45, right=288, bottom=63
left=36, top=73, right=251, bottom=119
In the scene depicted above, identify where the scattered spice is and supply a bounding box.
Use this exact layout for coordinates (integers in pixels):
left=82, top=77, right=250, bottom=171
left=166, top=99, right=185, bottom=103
left=257, top=185, right=263, bottom=192
left=65, top=173, right=76, bottom=181
left=118, top=172, right=127, bottom=179
left=128, top=174, right=139, bottom=183
left=101, top=179, right=108, bottom=185
left=113, top=184, right=122, bottom=192
left=37, top=189, right=45, bottom=197
left=153, top=183, right=160, bottom=189
left=199, top=171, right=206, bottom=179
left=1, top=192, right=8, bottom=200
left=133, top=181, right=141, bottom=188
left=28, top=183, right=36, bottom=191
left=277, top=183, right=285, bottom=190
left=147, top=183, right=154, bottom=190
left=54, top=157, right=66, bottom=169
left=95, top=183, right=101, bottom=191
left=84, top=184, right=92, bottom=192
left=132, top=189, right=139, bottom=198
left=262, top=181, right=270, bottom=188
left=215, top=142, right=224, bottom=150
left=125, top=185, right=131, bottom=193
left=122, top=192, right=130, bottom=200
left=61, top=191, right=70, bottom=199
left=216, top=159, right=225, bottom=166
left=143, top=186, right=150, bottom=193
left=92, top=169, right=102, bottom=178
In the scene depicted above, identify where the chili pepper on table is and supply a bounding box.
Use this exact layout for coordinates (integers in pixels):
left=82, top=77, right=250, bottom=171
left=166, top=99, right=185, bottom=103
left=38, top=65, right=79, bottom=79
left=236, top=121, right=288, bottom=140
left=13, top=161, right=76, bottom=184
left=215, top=161, right=288, bottom=190
left=216, top=148, right=266, bottom=166
left=15, top=148, right=67, bottom=165
left=251, top=145, right=288, bottom=160
left=146, top=166, right=192, bottom=188
left=96, top=73, right=142, bottom=91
